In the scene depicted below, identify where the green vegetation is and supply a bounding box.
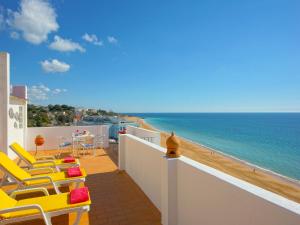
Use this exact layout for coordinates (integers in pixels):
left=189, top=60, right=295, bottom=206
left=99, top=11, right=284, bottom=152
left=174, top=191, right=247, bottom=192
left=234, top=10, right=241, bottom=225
left=86, top=109, right=118, bottom=116
left=28, top=104, right=74, bottom=127
left=27, top=104, right=119, bottom=127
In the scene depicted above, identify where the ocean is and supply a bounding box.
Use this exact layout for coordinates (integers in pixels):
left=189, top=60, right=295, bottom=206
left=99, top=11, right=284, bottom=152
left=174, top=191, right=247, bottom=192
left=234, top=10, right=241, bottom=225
left=127, top=113, right=300, bottom=181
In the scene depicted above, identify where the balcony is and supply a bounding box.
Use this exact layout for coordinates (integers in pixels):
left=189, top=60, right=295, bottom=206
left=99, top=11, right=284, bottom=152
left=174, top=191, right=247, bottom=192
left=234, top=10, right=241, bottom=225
left=3, top=144, right=161, bottom=225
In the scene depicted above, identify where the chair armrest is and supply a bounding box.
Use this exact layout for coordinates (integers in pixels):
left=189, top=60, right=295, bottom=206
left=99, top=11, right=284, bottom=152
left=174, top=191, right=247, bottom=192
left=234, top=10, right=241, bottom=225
left=36, top=155, right=55, bottom=160
left=20, top=165, right=31, bottom=170
left=0, top=204, right=47, bottom=222
left=32, top=160, right=56, bottom=167
left=32, top=161, right=60, bottom=172
left=27, top=167, right=54, bottom=174
left=23, top=175, right=59, bottom=194
left=10, top=187, right=49, bottom=199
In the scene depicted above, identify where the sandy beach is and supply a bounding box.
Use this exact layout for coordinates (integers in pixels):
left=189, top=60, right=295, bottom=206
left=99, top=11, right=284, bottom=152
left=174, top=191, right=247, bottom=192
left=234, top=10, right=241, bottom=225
left=124, top=116, right=300, bottom=203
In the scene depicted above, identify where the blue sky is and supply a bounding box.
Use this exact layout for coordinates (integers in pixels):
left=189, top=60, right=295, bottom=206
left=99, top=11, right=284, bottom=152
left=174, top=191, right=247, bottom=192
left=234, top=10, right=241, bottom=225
left=0, top=0, right=299, bottom=112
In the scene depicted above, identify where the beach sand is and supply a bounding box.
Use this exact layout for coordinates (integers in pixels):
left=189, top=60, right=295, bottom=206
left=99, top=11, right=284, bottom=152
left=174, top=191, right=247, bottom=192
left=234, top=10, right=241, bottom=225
left=124, top=116, right=300, bottom=203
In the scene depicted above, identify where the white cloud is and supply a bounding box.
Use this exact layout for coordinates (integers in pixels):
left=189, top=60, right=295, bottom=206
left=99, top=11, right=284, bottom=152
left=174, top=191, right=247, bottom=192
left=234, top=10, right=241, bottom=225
left=107, top=36, right=118, bottom=44
left=52, top=88, right=67, bottom=94
left=7, top=0, right=59, bottom=44
left=49, top=35, right=86, bottom=52
left=82, top=33, right=103, bottom=46
left=41, top=59, right=70, bottom=73
left=28, top=84, right=50, bottom=100
left=10, top=31, right=20, bottom=39
left=38, top=84, right=50, bottom=92
left=28, top=84, right=67, bottom=101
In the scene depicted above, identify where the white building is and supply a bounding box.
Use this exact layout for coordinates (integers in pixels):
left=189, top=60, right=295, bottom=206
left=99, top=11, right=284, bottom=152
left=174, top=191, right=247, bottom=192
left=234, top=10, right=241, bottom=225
left=0, top=52, right=27, bottom=159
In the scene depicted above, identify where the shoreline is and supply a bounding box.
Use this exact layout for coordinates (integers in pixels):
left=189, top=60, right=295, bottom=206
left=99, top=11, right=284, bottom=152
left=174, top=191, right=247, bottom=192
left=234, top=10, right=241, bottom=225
left=124, top=115, right=300, bottom=203
left=143, top=118, right=300, bottom=186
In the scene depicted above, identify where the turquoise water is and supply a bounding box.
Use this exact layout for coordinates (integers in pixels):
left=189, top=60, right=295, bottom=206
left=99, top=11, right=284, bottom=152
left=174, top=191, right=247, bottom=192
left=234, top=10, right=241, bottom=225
left=127, top=113, right=300, bottom=180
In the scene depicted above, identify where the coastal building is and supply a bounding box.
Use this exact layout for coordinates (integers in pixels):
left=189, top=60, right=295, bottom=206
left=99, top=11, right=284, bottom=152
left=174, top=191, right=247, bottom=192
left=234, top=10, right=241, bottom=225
left=87, top=108, right=98, bottom=114
left=1, top=52, right=300, bottom=225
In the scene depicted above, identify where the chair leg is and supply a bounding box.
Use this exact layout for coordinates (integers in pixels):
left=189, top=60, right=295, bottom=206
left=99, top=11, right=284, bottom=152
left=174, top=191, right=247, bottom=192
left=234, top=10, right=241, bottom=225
left=53, top=183, right=61, bottom=194
left=43, top=214, right=53, bottom=225
left=0, top=173, right=8, bottom=187
left=58, top=146, right=62, bottom=158
left=73, top=210, right=84, bottom=225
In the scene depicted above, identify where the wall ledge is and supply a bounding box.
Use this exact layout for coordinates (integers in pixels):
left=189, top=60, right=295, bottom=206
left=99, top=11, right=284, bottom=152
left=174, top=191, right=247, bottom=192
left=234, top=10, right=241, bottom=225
left=180, top=156, right=300, bottom=215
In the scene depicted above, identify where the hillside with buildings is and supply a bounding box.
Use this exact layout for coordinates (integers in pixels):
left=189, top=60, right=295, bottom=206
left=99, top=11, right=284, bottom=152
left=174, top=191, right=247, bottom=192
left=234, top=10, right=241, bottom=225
left=27, top=104, right=120, bottom=127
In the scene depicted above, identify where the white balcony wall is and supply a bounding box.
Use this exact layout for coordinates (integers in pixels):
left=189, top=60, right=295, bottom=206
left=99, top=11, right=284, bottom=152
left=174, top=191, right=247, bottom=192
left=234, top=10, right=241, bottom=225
left=119, top=134, right=165, bottom=210
left=176, top=157, right=300, bottom=225
left=119, top=134, right=300, bottom=225
left=27, top=125, right=109, bottom=151
left=126, top=125, right=161, bottom=145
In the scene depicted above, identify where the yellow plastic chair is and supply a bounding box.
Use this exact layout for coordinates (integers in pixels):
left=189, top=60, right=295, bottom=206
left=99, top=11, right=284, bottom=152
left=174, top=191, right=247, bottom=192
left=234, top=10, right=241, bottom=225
left=0, top=188, right=91, bottom=225
left=10, top=142, right=80, bottom=171
left=0, top=152, right=86, bottom=194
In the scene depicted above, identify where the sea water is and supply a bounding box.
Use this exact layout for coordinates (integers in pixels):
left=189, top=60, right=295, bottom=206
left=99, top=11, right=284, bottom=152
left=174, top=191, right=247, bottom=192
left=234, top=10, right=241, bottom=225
left=127, top=113, right=300, bottom=181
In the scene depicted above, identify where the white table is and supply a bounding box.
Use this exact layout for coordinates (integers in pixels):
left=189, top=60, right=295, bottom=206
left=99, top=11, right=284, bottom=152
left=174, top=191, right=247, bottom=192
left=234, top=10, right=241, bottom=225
left=72, top=133, right=95, bottom=156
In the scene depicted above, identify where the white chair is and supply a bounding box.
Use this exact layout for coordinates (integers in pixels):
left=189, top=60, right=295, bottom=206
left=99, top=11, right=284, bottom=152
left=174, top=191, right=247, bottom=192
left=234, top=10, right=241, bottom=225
left=80, top=135, right=105, bottom=156
left=94, top=135, right=105, bottom=149
left=58, top=136, right=72, bottom=158
left=72, top=135, right=88, bottom=157
left=79, top=135, right=93, bottom=156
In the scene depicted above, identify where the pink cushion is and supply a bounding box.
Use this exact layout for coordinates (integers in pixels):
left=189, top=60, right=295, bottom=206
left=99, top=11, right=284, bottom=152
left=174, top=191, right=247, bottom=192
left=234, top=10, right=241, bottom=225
left=70, top=187, right=89, bottom=204
left=67, top=167, right=82, bottom=177
left=64, top=156, right=76, bottom=163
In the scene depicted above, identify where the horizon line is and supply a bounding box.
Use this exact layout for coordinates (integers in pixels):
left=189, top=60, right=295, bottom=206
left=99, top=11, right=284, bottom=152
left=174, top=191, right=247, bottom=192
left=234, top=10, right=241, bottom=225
left=121, top=111, right=300, bottom=114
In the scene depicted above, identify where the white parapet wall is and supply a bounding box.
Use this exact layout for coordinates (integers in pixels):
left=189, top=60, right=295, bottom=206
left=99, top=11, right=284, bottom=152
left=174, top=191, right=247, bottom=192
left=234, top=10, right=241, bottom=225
left=119, top=134, right=165, bottom=210
left=27, top=125, right=109, bottom=151
left=119, top=134, right=300, bottom=225
left=126, top=125, right=161, bottom=145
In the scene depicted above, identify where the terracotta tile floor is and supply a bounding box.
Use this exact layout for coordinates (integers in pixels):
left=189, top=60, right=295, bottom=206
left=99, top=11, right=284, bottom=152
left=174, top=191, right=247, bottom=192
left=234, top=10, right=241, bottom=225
left=2, top=146, right=161, bottom=225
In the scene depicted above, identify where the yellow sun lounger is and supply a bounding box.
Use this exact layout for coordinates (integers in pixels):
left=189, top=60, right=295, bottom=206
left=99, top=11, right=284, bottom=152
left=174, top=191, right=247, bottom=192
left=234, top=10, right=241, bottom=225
left=10, top=142, right=80, bottom=171
left=0, top=152, right=86, bottom=194
left=0, top=188, right=91, bottom=225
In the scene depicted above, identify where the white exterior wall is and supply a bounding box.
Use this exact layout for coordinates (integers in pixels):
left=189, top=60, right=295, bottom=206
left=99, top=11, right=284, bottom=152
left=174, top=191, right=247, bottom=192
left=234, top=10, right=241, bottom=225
left=126, top=125, right=161, bottom=145
left=0, top=52, right=10, bottom=156
left=27, top=125, right=109, bottom=151
left=7, top=104, right=26, bottom=158
left=119, top=134, right=300, bottom=225
left=0, top=52, right=27, bottom=159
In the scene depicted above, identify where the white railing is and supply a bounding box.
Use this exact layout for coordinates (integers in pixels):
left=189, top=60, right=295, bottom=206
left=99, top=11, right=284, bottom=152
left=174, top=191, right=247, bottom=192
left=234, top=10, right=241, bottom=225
left=26, top=125, right=109, bottom=151
left=119, top=134, right=300, bottom=225
left=126, top=125, right=161, bottom=145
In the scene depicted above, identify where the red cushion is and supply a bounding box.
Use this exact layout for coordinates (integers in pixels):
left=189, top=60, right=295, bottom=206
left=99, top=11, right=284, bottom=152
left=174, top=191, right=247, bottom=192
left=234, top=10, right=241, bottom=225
left=67, top=167, right=82, bottom=177
left=64, top=156, right=76, bottom=163
left=70, top=187, right=89, bottom=204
